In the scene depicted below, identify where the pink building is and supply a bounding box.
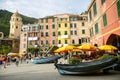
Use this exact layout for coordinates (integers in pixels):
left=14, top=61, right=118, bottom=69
left=88, top=0, right=120, bottom=49
left=38, top=16, right=58, bottom=46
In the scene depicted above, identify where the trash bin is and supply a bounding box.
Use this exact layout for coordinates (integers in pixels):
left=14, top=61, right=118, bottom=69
left=0, top=60, right=2, bottom=65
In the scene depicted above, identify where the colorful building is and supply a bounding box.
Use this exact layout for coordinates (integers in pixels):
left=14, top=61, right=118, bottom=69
left=70, top=14, right=90, bottom=45
left=38, top=16, right=58, bottom=46
left=55, top=14, right=71, bottom=47
left=88, top=0, right=120, bottom=49
left=19, top=24, right=40, bottom=54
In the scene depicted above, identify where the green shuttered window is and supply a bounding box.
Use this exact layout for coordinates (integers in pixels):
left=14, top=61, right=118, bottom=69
left=95, top=23, right=99, bottom=34
left=93, top=3, right=97, bottom=16
left=89, top=10, right=92, bottom=21
left=117, top=0, right=120, bottom=18
left=103, top=13, right=107, bottom=27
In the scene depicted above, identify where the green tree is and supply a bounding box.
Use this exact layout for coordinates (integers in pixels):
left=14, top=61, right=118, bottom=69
left=27, top=47, right=39, bottom=57
left=0, top=45, right=11, bottom=55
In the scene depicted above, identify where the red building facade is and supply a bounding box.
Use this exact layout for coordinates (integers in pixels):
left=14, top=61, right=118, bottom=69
left=88, top=0, right=120, bottom=49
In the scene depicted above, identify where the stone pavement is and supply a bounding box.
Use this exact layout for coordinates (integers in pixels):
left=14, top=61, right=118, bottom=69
left=0, top=62, right=120, bottom=80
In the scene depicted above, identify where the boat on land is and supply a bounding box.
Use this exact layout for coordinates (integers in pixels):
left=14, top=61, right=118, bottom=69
left=33, top=55, right=61, bottom=64
left=55, top=58, right=118, bottom=75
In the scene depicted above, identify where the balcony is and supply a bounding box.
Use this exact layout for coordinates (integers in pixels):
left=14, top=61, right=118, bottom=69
left=58, top=44, right=62, bottom=47
left=61, top=35, right=69, bottom=38
left=28, top=37, right=38, bottom=41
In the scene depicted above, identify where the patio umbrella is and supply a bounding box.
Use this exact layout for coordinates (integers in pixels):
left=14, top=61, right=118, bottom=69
left=54, top=45, right=77, bottom=53
left=98, top=45, right=118, bottom=50
left=8, top=52, right=19, bottom=57
left=65, top=45, right=77, bottom=51
left=54, top=47, right=68, bottom=53
left=77, top=45, right=96, bottom=51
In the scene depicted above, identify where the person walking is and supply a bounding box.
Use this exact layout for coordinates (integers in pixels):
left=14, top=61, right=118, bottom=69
left=15, top=57, right=19, bottom=67
left=3, top=56, right=7, bottom=68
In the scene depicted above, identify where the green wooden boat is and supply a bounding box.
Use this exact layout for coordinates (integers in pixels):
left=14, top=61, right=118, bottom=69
left=55, top=58, right=117, bottom=75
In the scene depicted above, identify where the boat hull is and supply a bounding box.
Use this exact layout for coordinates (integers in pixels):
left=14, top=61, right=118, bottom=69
left=33, top=55, right=61, bottom=64
left=55, top=58, right=117, bottom=75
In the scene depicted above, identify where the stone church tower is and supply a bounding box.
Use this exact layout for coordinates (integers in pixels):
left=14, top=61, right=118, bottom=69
left=9, top=11, right=23, bottom=39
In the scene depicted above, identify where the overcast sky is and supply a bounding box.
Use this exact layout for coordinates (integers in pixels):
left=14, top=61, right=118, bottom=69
left=0, top=0, right=92, bottom=18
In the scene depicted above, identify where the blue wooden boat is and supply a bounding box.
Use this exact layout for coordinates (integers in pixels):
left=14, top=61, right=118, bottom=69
left=55, top=58, right=117, bottom=75
left=33, top=55, right=61, bottom=64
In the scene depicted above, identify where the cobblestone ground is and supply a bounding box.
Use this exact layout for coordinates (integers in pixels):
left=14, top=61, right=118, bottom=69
left=0, top=62, right=120, bottom=80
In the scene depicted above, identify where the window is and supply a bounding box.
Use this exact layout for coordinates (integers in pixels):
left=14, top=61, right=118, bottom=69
left=72, top=40, right=75, bottom=44
left=70, top=30, right=73, bottom=35
left=52, top=24, right=55, bottom=29
left=41, top=41, right=43, bottom=45
left=52, top=18, right=55, bottom=22
left=81, top=38, right=87, bottom=43
left=95, top=23, right=99, bottom=34
left=40, top=25, right=44, bottom=29
left=46, top=40, right=48, bottom=45
left=70, top=23, right=73, bottom=28
left=16, top=26, right=18, bottom=29
left=46, top=18, right=48, bottom=23
left=16, top=18, right=18, bottom=21
left=74, top=23, right=77, bottom=28
left=24, top=34, right=26, bottom=37
left=46, top=32, right=49, bottom=37
left=58, top=24, right=61, bottom=28
left=34, top=33, right=37, bottom=37
left=28, top=34, right=32, bottom=37
left=65, top=23, right=67, bottom=27
left=29, top=41, right=32, bottom=45
left=82, top=22, right=84, bottom=26
left=93, top=3, right=97, bottom=16
left=46, top=25, right=48, bottom=29
left=52, top=40, right=55, bottom=45
left=58, top=40, right=61, bottom=44
left=117, top=0, right=120, bottom=18
left=101, top=0, right=105, bottom=4
left=103, top=13, right=107, bottom=27
left=65, top=40, right=68, bottom=44
left=35, top=41, right=37, bottom=45
left=90, top=28, right=94, bottom=36
left=52, top=32, right=55, bottom=36
left=64, top=31, right=67, bottom=35
left=89, top=10, right=92, bottom=21
left=74, top=30, right=77, bottom=35
left=82, top=29, right=85, bottom=34
left=41, top=32, right=44, bottom=37
left=41, top=19, right=44, bottom=23
left=58, top=31, right=61, bottom=35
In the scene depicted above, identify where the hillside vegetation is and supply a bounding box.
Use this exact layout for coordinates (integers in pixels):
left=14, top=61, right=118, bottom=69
left=0, top=10, right=38, bottom=37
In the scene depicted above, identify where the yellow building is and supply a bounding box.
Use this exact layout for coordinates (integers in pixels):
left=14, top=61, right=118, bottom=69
left=55, top=14, right=73, bottom=47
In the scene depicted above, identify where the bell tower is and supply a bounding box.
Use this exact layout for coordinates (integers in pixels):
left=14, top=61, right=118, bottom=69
left=9, top=11, right=23, bottom=39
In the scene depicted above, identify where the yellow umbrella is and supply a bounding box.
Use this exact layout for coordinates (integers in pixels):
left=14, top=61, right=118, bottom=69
left=19, top=53, right=26, bottom=57
left=65, top=45, right=77, bottom=51
left=54, top=47, right=68, bottom=53
left=98, top=45, right=118, bottom=50
left=8, top=52, right=19, bottom=57
left=72, top=48, right=80, bottom=52
left=54, top=45, right=77, bottom=53
left=77, top=45, right=96, bottom=51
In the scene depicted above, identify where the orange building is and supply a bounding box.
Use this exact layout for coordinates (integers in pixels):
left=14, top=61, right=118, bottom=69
left=88, top=0, right=120, bottom=50
left=38, top=16, right=58, bottom=46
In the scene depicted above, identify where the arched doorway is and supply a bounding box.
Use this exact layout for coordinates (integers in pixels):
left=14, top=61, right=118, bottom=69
left=106, top=34, right=120, bottom=50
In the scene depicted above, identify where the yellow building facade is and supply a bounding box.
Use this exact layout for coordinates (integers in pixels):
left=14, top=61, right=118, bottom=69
left=55, top=14, right=72, bottom=47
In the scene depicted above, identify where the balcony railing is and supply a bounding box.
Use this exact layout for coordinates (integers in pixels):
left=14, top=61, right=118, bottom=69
left=61, top=35, right=69, bottom=38
left=28, top=37, right=38, bottom=41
